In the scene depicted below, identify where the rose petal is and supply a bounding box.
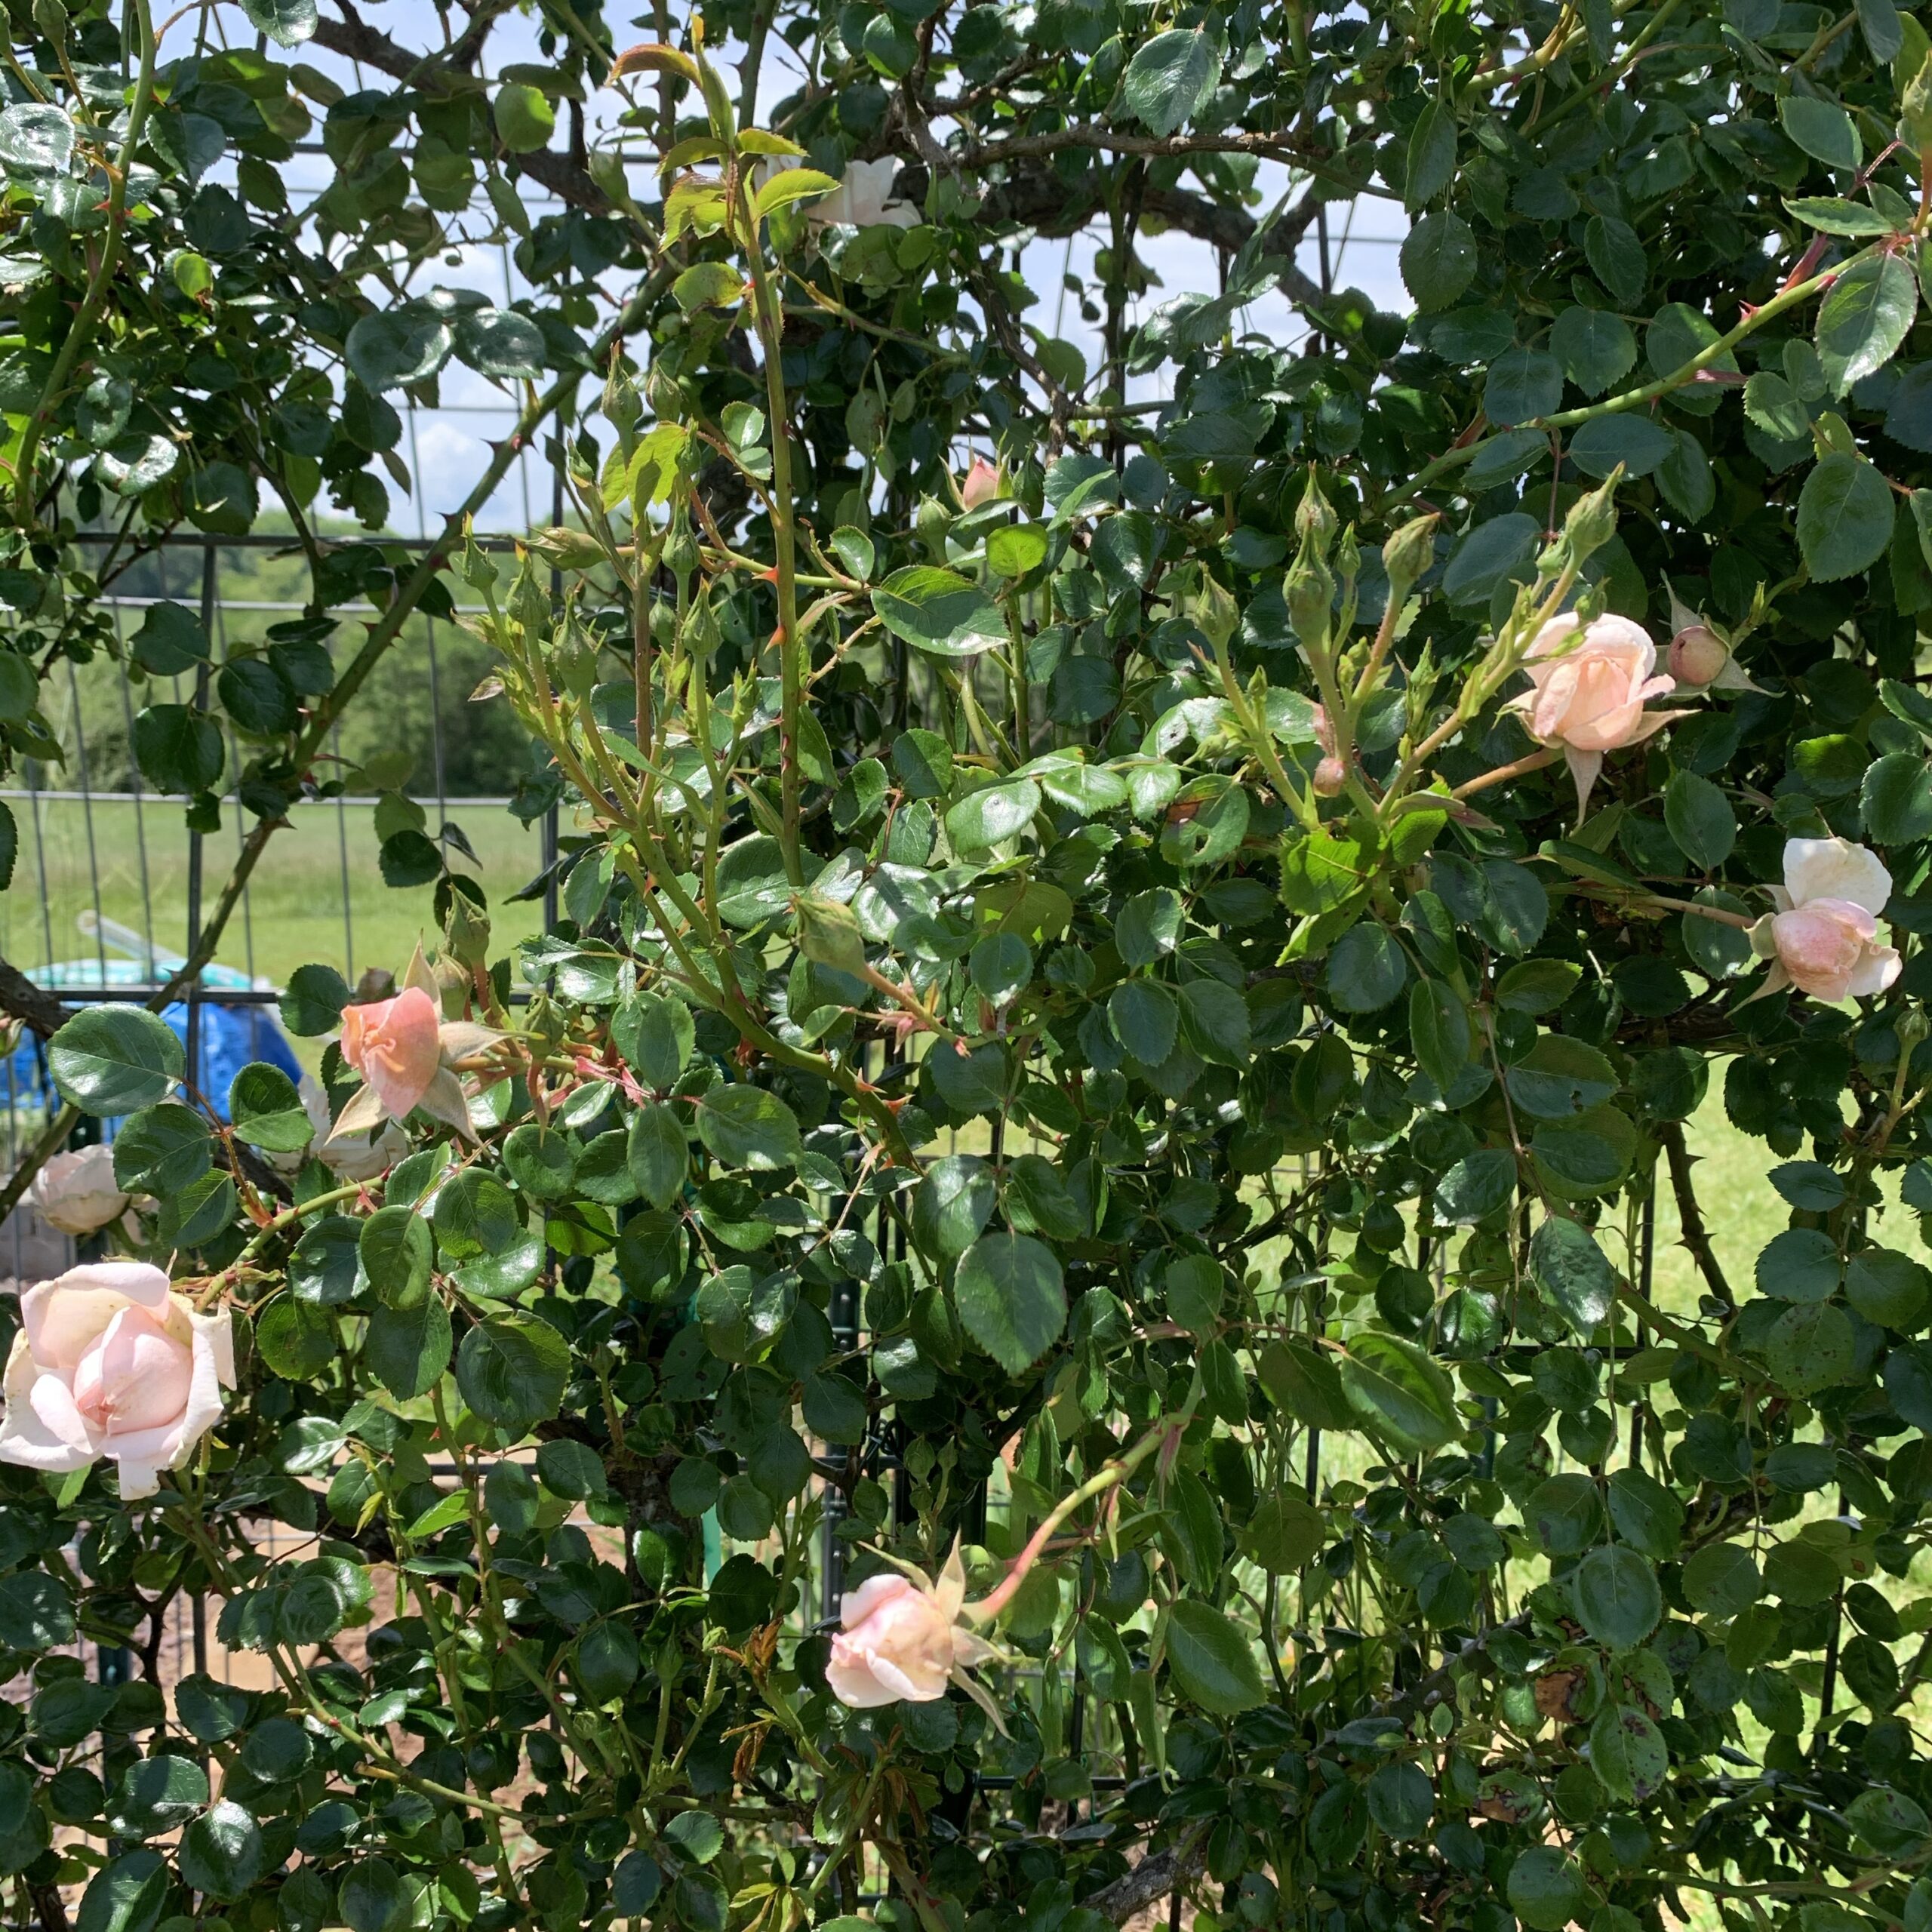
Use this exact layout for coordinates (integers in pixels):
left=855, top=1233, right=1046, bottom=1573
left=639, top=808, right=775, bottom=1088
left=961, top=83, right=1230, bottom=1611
left=0, top=1343, right=99, bottom=1474
left=1847, top=944, right=1903, bottom=1000
left=1785, top=836, right=1893, bottom=918
left=72, top=1305, right=192, bottom=1433
left=840, top=1574, right=914, bottom=1630
left=826, top=1642, right=902, bottom=1706
left=29, top=1368, right=99, bottom=1455
left=22, top=1262, right=168, bottom=1371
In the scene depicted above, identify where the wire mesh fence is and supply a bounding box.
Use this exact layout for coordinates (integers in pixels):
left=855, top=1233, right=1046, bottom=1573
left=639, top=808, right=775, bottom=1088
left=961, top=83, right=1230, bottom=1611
left=0, top=153, right=1399, bottom=1896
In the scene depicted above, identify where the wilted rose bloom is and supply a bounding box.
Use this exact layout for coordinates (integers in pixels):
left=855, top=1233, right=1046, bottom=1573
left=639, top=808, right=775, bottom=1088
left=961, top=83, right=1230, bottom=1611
left=1763, top=837, right=1901, bottom=1004
left=961, top=457, right=1001, bottom=509
left=29, top=1144, right=127, bottom=1236
left=340, top=987, right=441, bottom=1121
left=1509, top=613, right=1684, bottom=814
left=0, top=1262, right=234, bottom=1497
left=827, top=1552, right=996, bottom=1706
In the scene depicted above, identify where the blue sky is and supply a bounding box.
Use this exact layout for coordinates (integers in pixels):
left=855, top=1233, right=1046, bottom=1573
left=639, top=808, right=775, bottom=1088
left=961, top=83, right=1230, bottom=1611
left=264, top=0, right=1410, bottom=536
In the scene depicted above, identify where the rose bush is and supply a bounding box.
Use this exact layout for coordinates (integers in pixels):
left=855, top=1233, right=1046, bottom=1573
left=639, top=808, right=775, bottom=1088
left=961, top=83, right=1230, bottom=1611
left=9, top=0, right=1932, bottom=1930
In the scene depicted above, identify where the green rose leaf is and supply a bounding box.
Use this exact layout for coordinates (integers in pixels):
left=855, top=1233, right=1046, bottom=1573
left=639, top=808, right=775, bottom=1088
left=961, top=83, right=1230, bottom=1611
left=955, top=1232, right=1066, bottom=1374
left=1164, top=1600, right=1266, bottom=1715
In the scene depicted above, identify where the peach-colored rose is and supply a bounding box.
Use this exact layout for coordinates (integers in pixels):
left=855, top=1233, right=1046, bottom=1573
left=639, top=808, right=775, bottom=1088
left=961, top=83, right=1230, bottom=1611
left=828, top=1552, right=995, bottom=1707
left=0, top=1263, right=234, bottom=1497
left=1758, top=838, right=1901, bottom=1004
left=961, top=457, right=1001, bottom=509
left=340, top=986, right=441, bottom=1121
left=1509, top=613, right=1685, bottom=814
left=29, top=1144, right=128, bottom=1236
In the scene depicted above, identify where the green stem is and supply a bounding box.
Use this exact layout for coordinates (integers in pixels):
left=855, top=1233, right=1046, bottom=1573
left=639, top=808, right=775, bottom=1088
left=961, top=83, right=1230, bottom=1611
left=1004, top=593, right=1032, bottom=759
left=736, top=190, right=807, bottom=884
left=12, top=0, right=158, bottom=531
left=235, top=1181, right=371, bottom=1266
left=968, top=1410, right=1192, bottom=1626
left=1392, top=266, right=1839, bottom=512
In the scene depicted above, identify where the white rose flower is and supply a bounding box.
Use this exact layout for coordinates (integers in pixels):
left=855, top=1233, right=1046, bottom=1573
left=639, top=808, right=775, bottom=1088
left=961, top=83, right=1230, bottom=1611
left=29, top=1144, right=128, bottom=1237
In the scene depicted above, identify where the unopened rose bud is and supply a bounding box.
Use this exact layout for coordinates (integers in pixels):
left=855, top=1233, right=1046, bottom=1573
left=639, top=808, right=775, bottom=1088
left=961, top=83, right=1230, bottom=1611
left=1313, top=756, right=1346, bottom=797
left=1286, top=555, right=1335, bottom=649
left=1561, top=475, right=1620, bottom=561
left=1382, top=514, right=1438, bottom=601
left=795, top=892, right=866, bottom=977
left=960, top=456, right=1001, bottom=509
left=645, top=366, right=685, bottom=420
left=1668, top=623, right=1728, bottom=688
left=915, top=495, right=952, bottom=553
left=1296, top=472, right=1337, bottom=555
left=1198, top=574, right=1238, bottom=650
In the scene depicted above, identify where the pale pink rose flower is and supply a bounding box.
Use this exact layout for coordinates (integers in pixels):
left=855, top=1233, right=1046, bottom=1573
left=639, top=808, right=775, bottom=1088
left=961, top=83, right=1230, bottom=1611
left=1763, top=838, right=1900, bottom=1004
left=29, top=1144, right=128, bottom=1236
left=0, top=1262, right=235, bottom=1497
left=340, top=986, right=441, bottom=1121
left=827, top=1549, right=997, bottom=1708
left=961, top=457, right=1001, bottom=509
left=1509, top=612, right=1685, bottom=814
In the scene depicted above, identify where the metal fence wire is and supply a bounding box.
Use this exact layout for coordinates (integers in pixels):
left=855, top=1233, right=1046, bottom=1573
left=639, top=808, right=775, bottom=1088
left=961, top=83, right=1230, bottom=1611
left=0, top=198, right=570, bottom=1284
left=0, top=129, right=1388, bottom=1898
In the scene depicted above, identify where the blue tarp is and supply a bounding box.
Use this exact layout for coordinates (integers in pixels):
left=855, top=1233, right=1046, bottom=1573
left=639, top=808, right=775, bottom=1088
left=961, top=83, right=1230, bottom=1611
left=5, top=1001, right=306, bottom=1130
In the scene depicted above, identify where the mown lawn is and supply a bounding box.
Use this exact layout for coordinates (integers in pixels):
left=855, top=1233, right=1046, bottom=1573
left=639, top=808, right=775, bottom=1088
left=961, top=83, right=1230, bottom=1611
left=2, top=795, right=549, bottom=1006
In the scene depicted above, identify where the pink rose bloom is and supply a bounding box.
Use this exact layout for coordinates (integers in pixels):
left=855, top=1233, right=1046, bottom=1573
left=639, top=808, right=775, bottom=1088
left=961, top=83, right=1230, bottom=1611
left=0, top=1263, right=234, bottom=1497
left=961, top=457, right=1001, bottom=509
left=827, top=1553, right=995, bottom=1707
left=29, top=1144, right=128, bottom=1236
left=1761, top=838, right=1900, bottom=1004
left=1509, top=613, right=1685, bottom=814
left=340, top=986, right=441, bottom=1121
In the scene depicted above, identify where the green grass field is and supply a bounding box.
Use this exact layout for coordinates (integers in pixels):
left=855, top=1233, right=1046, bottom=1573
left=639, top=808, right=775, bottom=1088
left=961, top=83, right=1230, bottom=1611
left=2, top=796, right=549, bottom=1003
left=1654, top=1095, right=1932, bottom=1315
